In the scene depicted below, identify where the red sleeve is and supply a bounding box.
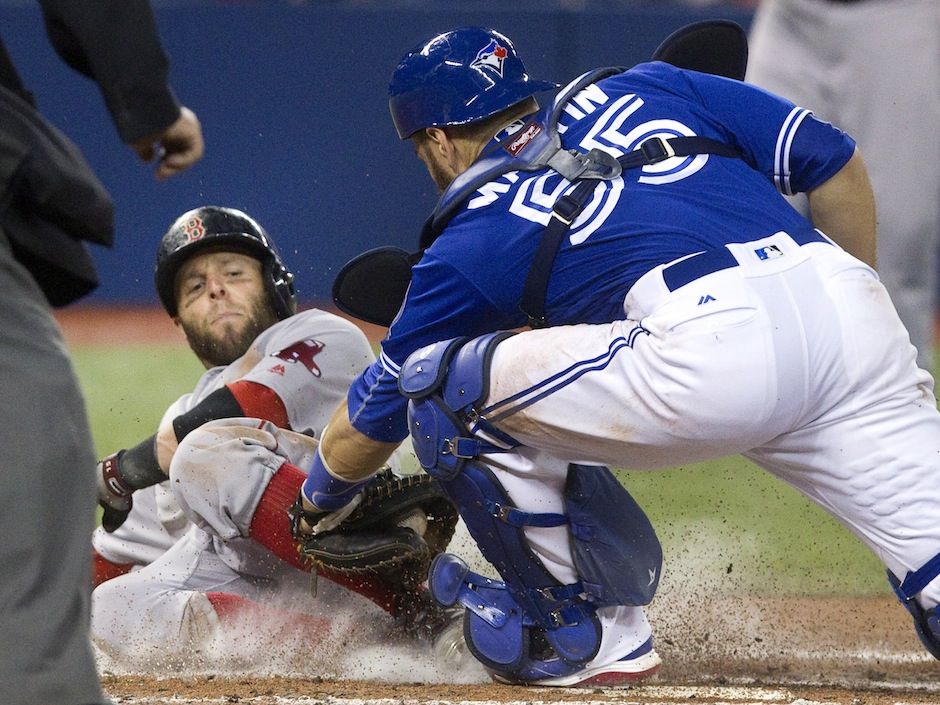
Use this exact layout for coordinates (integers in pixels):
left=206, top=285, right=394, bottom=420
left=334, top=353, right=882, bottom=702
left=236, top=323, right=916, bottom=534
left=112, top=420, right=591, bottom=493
left=226, top=380, right=290, bottom=429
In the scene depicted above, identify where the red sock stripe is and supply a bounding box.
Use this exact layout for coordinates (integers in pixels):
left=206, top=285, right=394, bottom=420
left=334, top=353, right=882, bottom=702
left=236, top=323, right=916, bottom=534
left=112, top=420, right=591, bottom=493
left=248, top=462, right=307, bottom=570
left=205, top=591, right=333, bottom=635
left=204, top=591, right=256, bottom=622
left=248, top=461, right=400, bottom=615
left=316, top=565, right=399, bottom=615
left=92, top=550, right=134, bottom=588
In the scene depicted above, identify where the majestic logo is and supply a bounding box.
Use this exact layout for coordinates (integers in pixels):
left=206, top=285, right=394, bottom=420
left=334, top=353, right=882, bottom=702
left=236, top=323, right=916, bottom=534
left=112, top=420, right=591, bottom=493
left=504, top=122, right=542, bottom=156
left=272, top=339, right=325, bottom=377
left=697, top=294, right=716, bottom=306
left=755, top=244, right=784, bottom=261
left=471, top=39, right=509, bottom=77
left=181, top=216, right=205, bottom=242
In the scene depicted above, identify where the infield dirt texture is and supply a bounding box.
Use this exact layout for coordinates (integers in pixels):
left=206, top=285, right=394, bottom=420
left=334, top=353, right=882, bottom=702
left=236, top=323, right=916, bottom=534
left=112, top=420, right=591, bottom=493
left=58, top=306, right=940, bottom=705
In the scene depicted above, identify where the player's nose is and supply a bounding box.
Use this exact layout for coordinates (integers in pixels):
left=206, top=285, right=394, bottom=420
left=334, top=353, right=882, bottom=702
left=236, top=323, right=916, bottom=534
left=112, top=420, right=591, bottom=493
left=205, top=274, right=227, bottom=298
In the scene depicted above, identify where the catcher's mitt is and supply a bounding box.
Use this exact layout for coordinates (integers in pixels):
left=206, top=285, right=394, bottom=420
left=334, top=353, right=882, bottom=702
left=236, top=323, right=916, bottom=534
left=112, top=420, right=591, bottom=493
left=289, top=469, right=458, bottom=578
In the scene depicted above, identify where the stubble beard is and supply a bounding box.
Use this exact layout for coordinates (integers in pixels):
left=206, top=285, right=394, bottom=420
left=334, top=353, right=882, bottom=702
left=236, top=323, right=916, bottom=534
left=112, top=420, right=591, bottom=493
left=181, top=296, right=280, bottom=368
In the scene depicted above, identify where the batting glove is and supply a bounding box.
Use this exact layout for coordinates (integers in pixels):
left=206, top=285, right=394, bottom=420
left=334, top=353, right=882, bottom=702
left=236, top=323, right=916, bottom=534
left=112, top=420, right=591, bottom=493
left=96, top=451, right=134, bottom=533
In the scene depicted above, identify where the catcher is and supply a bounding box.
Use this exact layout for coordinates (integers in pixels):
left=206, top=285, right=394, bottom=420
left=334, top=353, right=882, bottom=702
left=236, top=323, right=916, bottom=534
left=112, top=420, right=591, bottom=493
left=91, top=206, right=460, bottom=662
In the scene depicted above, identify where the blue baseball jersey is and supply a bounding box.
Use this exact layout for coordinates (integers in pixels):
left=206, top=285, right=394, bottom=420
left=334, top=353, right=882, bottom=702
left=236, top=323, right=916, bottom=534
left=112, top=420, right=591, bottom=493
left=348, top=61, right=856, bottom=442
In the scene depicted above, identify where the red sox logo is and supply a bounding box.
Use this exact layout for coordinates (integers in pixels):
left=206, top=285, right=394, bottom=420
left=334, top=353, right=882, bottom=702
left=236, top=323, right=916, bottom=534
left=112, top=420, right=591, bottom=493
left=270, top=339, right=325, bottom=377
left=181, top=216, right=206, bottom=242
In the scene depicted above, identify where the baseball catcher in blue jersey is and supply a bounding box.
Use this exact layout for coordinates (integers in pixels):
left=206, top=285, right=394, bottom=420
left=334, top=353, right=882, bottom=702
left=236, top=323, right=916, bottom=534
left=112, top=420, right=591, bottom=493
left=294, top=22, right=940, bottom=685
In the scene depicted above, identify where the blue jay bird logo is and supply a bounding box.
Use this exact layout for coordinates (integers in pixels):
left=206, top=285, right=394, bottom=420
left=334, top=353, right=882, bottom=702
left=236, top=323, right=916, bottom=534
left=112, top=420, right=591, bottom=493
left=471, top=39, right=509, bottom=78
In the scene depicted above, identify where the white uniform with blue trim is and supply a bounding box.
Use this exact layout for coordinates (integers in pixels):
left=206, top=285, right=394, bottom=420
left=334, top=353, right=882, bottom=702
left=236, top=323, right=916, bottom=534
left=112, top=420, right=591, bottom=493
left=345, top=62, right=940, bottom=662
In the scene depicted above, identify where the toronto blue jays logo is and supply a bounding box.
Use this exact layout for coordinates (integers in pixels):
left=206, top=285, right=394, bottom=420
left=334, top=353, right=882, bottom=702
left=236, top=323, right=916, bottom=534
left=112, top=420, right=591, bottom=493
left=471, top=39, right=509, bottom=77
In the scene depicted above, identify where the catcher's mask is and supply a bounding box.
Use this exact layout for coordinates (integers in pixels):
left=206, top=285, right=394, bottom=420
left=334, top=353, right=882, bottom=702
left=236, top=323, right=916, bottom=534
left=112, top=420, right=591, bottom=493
left=388, top=26, right=558, bottom=140
left=155, top=206, right=297, bottom=320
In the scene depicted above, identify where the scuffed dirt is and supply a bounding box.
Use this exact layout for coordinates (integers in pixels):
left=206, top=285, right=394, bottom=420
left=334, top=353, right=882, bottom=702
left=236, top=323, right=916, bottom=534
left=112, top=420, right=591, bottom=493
left=100, top=675, right=937, bottom=705
left=98, top=596, right=939, bottom=704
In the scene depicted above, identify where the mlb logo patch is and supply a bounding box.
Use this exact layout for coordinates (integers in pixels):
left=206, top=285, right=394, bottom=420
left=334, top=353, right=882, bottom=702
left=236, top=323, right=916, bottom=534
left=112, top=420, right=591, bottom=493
left=754, top=244, right=784, bottom=261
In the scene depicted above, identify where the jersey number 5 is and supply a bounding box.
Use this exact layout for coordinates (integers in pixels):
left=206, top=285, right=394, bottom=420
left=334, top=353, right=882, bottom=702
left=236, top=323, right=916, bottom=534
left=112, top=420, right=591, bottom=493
left=507, top=91, right=707, bottom=244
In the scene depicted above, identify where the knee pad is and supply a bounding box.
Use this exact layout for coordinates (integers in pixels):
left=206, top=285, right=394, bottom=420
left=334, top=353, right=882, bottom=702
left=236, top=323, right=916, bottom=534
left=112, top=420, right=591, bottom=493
left=888, top=559, right=940, bottom=660
left=400, top=332, right=519, bottom=480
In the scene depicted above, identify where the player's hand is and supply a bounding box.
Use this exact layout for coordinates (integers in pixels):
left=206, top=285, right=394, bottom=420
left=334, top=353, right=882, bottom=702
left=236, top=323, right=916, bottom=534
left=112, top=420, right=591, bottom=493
left=96, top=451, right=134, bottom=533
left=289, top=490, right=363, bottom=538
left=131, top=106, right=204, bottom=180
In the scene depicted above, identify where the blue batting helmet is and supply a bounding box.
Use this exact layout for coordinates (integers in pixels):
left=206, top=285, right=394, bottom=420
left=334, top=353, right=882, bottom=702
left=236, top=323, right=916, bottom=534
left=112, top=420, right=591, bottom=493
left=388, top=27, right=558, bottom=140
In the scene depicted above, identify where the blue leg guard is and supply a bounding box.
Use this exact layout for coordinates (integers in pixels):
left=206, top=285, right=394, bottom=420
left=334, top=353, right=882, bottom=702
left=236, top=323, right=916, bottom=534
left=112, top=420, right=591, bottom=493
left=400, top=332, right=661, bottom=682
left=888, top=557, right=940, bottom=660
left=566, top=464, right=662, bottom=606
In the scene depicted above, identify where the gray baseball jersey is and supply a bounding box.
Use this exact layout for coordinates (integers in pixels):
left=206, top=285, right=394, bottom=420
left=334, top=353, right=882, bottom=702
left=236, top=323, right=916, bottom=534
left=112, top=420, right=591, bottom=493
left=92, top=307, right=375, bottom=568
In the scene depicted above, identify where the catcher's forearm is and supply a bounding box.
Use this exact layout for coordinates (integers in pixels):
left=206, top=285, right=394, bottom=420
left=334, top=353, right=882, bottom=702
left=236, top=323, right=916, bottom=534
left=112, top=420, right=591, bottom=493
left=321, top=400, right=399, bottom=481
left=807, top=149, right=876, bottom=267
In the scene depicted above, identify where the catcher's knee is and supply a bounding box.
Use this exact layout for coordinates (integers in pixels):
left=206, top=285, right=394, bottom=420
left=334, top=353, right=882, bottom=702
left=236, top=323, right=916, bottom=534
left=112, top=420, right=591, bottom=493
left=889, top=556, right=940, bottom=660
left=399, top=331, right=519, bottom=481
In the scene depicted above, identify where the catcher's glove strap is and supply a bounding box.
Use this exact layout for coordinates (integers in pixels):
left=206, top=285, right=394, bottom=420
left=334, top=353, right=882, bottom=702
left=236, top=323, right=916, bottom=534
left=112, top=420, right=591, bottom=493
left=301, top=527, right=430, bottom=573
left=288, top=491, right=325, bottom=540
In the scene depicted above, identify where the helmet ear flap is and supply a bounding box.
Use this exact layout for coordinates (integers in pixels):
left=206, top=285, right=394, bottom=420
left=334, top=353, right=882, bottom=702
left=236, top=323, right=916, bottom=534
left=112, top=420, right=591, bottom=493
left=264, top=256, right=296, bottom=320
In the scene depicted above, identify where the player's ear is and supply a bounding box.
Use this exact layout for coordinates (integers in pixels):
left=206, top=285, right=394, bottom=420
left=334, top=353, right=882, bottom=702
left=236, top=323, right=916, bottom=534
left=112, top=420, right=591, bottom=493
left=425, top=127, right=451, bottom=155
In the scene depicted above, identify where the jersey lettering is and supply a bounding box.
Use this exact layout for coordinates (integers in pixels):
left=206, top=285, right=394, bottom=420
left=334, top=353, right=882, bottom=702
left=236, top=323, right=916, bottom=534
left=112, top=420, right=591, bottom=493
left=557, top=83, right=612, bottom=133
left=505, top=94, right=706, bottom=241
left=467, top=172, right=519, bottom=211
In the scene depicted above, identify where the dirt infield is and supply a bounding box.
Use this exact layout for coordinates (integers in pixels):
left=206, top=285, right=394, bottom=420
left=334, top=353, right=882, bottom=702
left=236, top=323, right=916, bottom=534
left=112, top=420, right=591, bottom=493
left=98, top=676, right=939, bottom=705
left=61, top=306, right=940, bottom=704
left=93, top=574, right=940, bottom=703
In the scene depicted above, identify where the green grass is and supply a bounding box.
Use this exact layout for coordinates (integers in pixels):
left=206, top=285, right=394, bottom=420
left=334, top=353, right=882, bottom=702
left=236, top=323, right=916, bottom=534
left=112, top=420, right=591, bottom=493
left=73, top=344, right=204, bottom=456
left=72, top=342, right=937, bottom=599
left=617, top=461, right=887, bottom=597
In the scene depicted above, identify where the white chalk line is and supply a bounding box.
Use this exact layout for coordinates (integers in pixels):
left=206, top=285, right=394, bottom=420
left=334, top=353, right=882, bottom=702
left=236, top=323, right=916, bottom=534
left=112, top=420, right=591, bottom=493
left=103, top=686, right=940, bottom=705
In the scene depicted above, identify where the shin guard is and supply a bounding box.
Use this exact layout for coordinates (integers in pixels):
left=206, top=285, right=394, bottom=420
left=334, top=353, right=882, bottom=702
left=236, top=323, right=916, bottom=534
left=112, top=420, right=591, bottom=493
left=401, top=334, right=602, bottom=681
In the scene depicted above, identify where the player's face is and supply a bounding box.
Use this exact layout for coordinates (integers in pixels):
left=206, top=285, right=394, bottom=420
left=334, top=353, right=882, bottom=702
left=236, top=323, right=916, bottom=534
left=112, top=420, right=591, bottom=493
left=173, top=250, right=279, bottom=368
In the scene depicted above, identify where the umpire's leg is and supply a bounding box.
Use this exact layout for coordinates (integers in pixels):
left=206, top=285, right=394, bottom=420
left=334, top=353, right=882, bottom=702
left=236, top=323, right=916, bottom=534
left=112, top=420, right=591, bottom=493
left=0, top=229, right=107, bottom=705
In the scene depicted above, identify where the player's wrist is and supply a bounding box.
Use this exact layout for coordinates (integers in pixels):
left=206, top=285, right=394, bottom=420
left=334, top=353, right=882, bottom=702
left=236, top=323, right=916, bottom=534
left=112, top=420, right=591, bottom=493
left=96, top=451, right=135, bottom=533
left=301, top=445, right=367, bottom=512
left=98, top=451, right=133, bottom=500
